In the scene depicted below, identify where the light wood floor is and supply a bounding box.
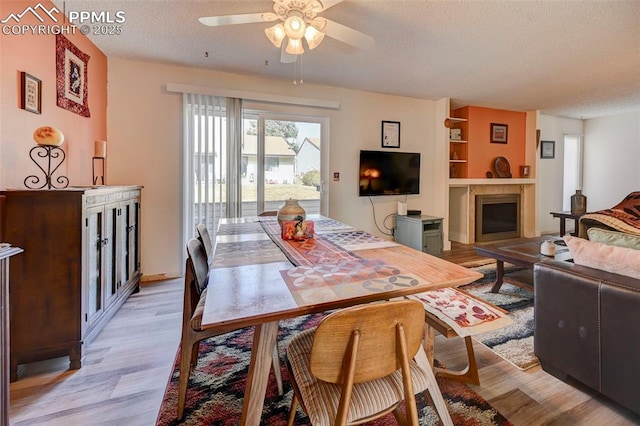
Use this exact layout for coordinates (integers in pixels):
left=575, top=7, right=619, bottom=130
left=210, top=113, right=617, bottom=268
left=9, top=244, right=640, bottom=425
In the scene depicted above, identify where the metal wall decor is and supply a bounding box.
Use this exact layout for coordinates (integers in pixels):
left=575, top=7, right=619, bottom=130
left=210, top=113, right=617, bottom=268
left=24, top=145, right=69, bottom=189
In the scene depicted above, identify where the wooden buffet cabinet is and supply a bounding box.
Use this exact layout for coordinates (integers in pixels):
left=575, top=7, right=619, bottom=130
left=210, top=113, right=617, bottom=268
left=0, top=186, right=142, bottom=381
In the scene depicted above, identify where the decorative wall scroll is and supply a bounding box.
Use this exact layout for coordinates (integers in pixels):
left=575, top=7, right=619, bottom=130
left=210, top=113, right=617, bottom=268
left=56, top=34, right=90, bottom=117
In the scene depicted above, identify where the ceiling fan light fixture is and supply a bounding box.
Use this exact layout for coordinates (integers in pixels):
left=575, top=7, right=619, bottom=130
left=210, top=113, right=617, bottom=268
left=304, top=25, right=324, bottom=50
left=265, top=23, right=286, bottom=47
left=285, top=37, right=304, bottom=55
left=283, top=14, right=306, bottom=40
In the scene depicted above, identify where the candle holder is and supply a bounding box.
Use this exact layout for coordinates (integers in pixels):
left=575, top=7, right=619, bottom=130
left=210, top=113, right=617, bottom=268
left=24, top=145, right=69, bottom=189
left=92, top=157, right=105, bottom=185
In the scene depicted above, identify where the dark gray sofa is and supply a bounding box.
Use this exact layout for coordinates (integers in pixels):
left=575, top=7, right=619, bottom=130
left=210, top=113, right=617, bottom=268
left=533, top=259, right=640, bottom=416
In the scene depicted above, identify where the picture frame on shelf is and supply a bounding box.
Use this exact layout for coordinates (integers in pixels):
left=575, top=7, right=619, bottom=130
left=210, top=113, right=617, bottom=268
left=381, top=120, right=400, bottom=148
left=490, top=123, right=508, bottom=143
left=540, top=140, right=555, bottom=159
left=20, top=72, right=41, bottom=114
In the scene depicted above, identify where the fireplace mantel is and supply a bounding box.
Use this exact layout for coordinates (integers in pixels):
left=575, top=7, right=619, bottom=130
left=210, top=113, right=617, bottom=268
left=449, top=178, right=536, bottom=187
left=448, top=180, right=536, bottom=244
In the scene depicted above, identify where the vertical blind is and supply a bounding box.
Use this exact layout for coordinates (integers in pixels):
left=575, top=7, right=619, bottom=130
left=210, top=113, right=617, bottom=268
left=182, top=94, right=243, bottom=249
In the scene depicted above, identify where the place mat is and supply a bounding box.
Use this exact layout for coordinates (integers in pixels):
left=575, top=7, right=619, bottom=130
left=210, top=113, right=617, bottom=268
left=216, top=221, right=265, bottom=235
left=261, top=219, right=360, bottom=266
left=409, top=288, right=513, bottom=338
left=319, top=230, right=399, bottom=251
left=312, top=218, right=356, bottom=233
left=280, top=258, right=424, bottom=306
left=211, top=239, right=288, bottom=268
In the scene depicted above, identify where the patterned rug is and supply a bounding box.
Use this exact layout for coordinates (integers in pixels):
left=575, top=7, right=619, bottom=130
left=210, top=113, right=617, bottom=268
left=459, top=265, right=538, bottom=371
left=157, top=313, right=513, bottom=425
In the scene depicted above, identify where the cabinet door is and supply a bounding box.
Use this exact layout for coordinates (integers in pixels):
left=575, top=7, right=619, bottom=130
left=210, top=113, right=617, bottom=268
left=117, top=198, right=141, bottom=288
left=86, top=206, right=104, bottom=327
left=424, top=233, right=443, bottom=257
left=123, top=199, right=141, bottom=283
left=103, top=203, right=119, bottom=308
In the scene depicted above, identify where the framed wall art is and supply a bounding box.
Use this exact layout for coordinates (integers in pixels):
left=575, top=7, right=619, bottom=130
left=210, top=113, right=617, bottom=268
left=56, top=34, right=91, bottom=117
left=540, top=140, right=555, bottom=159
left=381, top=120, right=400, bottom=148
left=20, top=72, right=41, bottom=114
left=490, top=123, right=508, bottom=144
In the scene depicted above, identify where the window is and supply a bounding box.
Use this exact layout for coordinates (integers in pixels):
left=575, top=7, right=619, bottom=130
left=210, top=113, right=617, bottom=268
left=241, top=112, right=326, bottom=217
left=265, top=157, right=279, bottom=172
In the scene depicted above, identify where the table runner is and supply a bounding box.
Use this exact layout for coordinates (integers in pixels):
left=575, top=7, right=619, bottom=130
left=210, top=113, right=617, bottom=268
left=260, top=218, right=430, bottom=306
left=260, top=219, right=360, bottom=266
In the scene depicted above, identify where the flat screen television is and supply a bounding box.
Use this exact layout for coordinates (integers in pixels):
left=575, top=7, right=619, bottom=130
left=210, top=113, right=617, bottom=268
left=358, top=150, right=421, bottom=196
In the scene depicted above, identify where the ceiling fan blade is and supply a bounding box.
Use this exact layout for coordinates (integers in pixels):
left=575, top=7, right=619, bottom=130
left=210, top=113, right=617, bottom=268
left=318, top=0, right=345, bottom=11
left=281, top=44, right=297, bottom=63
left=199, top=12, right=275, bottom=27
left=322, top=19, right=374, bottom=49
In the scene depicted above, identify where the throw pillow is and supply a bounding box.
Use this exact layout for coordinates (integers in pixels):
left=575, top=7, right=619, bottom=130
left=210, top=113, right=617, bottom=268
left=587, top=227, right=640, bottom=250
left=564, top=235, right=640, bottom=279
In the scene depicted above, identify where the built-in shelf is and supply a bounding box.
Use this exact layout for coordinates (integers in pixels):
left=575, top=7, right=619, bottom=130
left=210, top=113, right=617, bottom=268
left=447, top=116, right=468, bottom=178
left=445, top=117, right=468, bottom=125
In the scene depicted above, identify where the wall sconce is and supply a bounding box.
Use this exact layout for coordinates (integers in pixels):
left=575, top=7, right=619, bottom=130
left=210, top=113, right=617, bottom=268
left=25, top=126, right=69, bottom=189
left=93, top=140, right=106, bottom=185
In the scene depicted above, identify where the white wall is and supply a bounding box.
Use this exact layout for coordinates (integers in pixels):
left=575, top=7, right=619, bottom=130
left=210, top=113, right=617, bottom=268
left=537, top=111, right=639, bottom=235
left=107, top=58, right=441, bottom=276
left=536, top=114, right=583, bottom=234
left=582, top=111, right=640, bottom=210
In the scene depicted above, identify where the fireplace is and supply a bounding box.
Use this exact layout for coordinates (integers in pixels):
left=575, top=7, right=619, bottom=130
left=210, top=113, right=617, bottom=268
left=475, top=194, right=521, bottom=242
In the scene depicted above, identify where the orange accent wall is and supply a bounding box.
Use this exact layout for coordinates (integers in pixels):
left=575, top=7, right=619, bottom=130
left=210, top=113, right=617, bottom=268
left=0, top=0, right=107, bottom=188
left=453, top=106, right=527, bottom=178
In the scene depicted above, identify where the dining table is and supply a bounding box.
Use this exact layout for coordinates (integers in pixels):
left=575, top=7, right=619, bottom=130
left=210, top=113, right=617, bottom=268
left=201, top=214, right=483, bottom=426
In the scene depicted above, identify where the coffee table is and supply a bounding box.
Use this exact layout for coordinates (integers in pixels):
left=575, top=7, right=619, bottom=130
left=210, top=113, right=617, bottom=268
left=474, top=236, right=572, bottom=293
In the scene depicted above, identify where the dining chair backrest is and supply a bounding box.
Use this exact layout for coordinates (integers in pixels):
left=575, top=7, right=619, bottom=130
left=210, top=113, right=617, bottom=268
left=258, top=211, right=278, bottom=216
left=195, top=223, right=213, bottom=260
left=186, top=238, right=209, bottom=294
left=310, top=300, right=425, bottom=384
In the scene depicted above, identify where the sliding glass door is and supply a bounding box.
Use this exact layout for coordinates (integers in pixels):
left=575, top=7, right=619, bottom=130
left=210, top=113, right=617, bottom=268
left=184, top=96, right=327, bottom=251
left=241, top=113, right=325, bottom=216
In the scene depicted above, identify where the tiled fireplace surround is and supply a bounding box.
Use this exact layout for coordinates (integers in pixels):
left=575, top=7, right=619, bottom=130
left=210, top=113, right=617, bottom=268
left=448, top=180, right=536, bottom=244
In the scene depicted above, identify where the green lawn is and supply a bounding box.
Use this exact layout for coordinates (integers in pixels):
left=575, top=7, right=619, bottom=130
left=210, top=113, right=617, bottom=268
left=195, top=183, right=319, bottom=202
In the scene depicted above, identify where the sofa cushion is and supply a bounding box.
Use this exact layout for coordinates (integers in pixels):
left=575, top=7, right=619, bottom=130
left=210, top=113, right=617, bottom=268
left=587, top=227, right=640, bottom=250
left=564, top=235, right=640, bottom=279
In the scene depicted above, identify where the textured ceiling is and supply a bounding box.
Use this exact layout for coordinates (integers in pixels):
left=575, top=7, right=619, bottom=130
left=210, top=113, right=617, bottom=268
left=55, top=0, right=640, bottom=119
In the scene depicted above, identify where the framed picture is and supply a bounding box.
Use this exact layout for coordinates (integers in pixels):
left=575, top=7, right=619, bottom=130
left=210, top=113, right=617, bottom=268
left=56, top=34, right=91, bottom=117
left=541, top=140, right=555, bottom=159
left=381, top=120, right=400, bottom=148
left=490, top=123, right=508, bottom=143
left=20, top=72, right=41, bottom=114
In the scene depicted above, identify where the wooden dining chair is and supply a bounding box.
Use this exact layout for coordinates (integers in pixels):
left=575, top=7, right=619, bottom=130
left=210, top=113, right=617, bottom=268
left=258, top=210, right=278, bottom=216
left=177, top=238, right=283, bottom=420
left=195, top=223, right=213, bottom=262
left=285, top=300, right=452, bottom=426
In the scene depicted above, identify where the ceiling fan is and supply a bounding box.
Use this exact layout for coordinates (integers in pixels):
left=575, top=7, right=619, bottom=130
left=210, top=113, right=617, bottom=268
left=199, top=0, right=374, bottom=63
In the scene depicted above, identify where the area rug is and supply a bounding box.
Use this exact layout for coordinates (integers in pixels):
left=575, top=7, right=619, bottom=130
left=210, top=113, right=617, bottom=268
left=157, top=313, right=513, bottom=425
left=460, top=265, right=538, bottom=371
